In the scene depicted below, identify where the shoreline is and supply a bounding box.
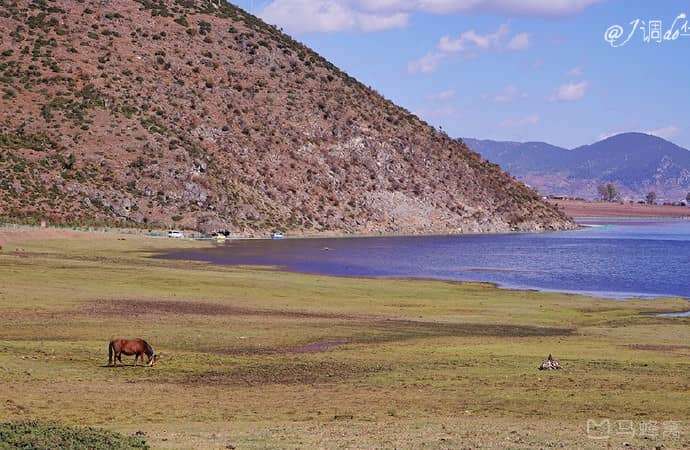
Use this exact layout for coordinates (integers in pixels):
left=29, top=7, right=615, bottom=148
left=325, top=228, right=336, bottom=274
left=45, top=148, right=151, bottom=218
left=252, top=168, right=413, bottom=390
left=158, top=255, right=690, bottom=304
left=6, top=205, right=689, bottom=242
left=0, top=220, right=577, bottom=241
left=156, top=243, right=690, bottom=305
left=5, top=222, right=690, bottom=304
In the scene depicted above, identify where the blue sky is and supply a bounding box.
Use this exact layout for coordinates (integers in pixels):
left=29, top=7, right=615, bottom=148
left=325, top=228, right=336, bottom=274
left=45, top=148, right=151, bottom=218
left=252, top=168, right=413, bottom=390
left=232, top=1, right=690, bottom=149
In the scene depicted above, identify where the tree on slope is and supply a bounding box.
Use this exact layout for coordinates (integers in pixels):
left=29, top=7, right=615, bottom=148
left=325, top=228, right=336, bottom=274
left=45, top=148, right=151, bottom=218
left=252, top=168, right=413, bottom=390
left=597, top=183, right=619, bottom=202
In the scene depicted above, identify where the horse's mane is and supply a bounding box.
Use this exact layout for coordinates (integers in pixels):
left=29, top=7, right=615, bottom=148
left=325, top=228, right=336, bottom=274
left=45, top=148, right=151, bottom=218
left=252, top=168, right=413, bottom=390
left=144, top=340, right=155, bottom=356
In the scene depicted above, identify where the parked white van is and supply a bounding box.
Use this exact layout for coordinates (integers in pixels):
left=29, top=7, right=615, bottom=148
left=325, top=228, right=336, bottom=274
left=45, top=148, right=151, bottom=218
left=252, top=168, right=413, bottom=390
left=167, top=230, right=184, bottom=239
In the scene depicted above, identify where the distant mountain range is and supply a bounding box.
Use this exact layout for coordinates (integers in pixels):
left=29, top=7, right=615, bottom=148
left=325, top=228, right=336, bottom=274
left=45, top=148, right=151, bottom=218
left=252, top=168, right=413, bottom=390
left=464, top=133, right=690, bottom=201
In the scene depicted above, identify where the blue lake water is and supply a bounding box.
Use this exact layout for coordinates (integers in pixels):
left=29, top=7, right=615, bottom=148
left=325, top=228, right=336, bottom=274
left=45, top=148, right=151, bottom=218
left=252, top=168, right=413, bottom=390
left=161, top=219, right=690, bottom=299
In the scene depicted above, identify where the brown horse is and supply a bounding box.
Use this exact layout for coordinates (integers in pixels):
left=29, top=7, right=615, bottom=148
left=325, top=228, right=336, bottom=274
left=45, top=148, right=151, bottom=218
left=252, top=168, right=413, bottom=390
left=108, top=338, right=158, bottom=367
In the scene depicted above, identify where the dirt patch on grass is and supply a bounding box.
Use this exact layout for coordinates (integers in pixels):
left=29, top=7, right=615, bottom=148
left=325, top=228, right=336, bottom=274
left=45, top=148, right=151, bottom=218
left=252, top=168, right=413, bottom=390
left=212, top=321, right=573, bottom=356
left=85, top=299, right=574, bottom=357
left=372, top=319, right=572, bottom=338
left=0, top=227, right=89, bottom=247
left=628, top=344, right=690, bottom=352
left=86, top=299, right=357, bottom=320
left=181, top=359, right=389, bottom=386
left=289, top=339, right=351, bottom=353
left=87, top=300, right=573, bottom=336
left=0, top=309, right=69, bottom=321
left=219, top=339, right=352, bottom=356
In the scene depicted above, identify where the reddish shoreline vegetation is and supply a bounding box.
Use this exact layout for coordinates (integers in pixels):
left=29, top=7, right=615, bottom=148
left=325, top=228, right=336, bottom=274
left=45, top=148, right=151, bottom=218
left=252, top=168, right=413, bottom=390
left=0, top=0, right=572, bottom=235
left=550, top=199, right=690, bottom=219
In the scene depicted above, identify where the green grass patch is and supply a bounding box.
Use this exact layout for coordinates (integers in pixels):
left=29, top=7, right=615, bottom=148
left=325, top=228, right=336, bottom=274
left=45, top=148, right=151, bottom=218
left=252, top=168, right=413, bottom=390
left=0, top=421, right=148, bottom=450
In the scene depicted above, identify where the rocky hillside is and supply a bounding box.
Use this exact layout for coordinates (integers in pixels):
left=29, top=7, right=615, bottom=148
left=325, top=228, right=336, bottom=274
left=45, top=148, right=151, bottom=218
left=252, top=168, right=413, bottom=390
left=0, top=0, right=573, bottom=235
left=466, top=133, right=690, bottom=202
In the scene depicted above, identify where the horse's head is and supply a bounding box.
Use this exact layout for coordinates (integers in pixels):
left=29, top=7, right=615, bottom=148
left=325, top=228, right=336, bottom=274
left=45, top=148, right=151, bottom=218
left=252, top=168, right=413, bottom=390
left=143, top=341, right=159, bottom=366
left=147, top=352, right=160, bottom=366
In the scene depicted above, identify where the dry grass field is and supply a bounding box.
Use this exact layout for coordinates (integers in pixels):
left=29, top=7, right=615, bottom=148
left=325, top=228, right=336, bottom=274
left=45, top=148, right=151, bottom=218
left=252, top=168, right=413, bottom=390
left=0, top=226, right=689, bottom=448
left=550, top=199, right=690, bottom=219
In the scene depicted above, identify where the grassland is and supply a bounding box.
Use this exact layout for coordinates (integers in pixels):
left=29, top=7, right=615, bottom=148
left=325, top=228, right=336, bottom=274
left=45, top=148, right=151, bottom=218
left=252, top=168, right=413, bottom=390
left=0, top=226, right=689, bottom=449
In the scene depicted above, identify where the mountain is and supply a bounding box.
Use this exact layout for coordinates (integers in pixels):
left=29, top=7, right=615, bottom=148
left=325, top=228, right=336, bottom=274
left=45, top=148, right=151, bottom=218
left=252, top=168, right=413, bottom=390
left=0, top=0, right=572, bottom=235
left=464, top=133, right=690, bottom=201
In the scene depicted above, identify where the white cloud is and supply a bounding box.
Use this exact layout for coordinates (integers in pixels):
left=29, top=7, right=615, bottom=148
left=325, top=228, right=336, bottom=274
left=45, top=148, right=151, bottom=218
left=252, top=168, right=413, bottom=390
left=260, top=0, right=601, bottom=33
left=427, top=89, right=457, bottom=101
left=261, top=0, right=352, bottom=33
left=646, top=126, right=680, bottom=140
left=550, top=81, right=588, bottom=102
left=260, top=0, right=409, bottom=33
left=500, top=114, right=540, bottom=127
left=438, top=24, right=509, bottom=53
left=357, top=12, right=409, bottom=31
left=346, top=0, right=600, bottom=17
left=419, top=0, right=600, bottom=16
left=409, top=24, right=527, bottom=74
left=408, top=52, right=446, bottom=74
left=491, top=85, right=527, bottom=103
left=507, top=32, right=530, bottom=50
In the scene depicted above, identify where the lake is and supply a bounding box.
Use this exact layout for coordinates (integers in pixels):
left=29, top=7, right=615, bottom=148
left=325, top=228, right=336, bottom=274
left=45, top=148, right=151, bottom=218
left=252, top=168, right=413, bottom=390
left=161, top=218, right=690, bottom=299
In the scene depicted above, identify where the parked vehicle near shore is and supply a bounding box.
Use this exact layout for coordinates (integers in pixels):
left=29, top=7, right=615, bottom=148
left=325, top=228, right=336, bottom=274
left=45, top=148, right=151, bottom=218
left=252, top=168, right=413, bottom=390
left=167, top=230, right=184, bottom=239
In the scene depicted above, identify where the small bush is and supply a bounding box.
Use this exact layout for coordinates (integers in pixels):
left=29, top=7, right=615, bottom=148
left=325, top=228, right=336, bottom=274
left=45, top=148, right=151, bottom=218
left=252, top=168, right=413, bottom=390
left=0, top=421, right=149, bottom=450
left=174, top=16, right=189, bottom=27
left=0, top=132, right=55, bottom=151
left=198, top=20, right=212, bottom=35
left=2, top=88, right=16, bottom=99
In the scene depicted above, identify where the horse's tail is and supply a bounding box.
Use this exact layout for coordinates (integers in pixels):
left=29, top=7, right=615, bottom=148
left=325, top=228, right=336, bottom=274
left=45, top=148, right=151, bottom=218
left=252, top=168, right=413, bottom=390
left=108, top=340, right=114, bottom=364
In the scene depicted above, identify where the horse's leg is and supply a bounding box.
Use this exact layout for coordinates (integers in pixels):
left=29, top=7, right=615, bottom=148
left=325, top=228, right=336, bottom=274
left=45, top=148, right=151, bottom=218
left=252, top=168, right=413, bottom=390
left=133, top=354, right=138, bottom=366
